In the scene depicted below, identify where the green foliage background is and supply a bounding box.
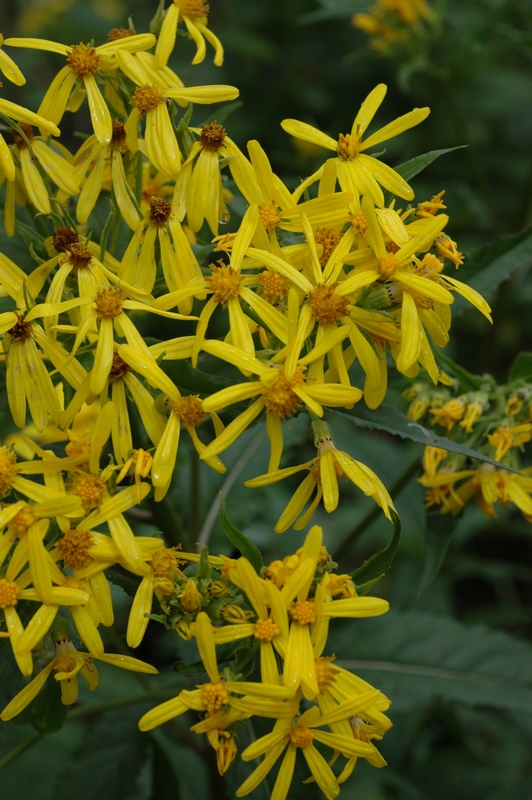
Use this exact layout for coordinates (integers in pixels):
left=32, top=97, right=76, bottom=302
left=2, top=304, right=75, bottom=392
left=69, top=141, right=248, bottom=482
left=1, top=1, right=532, bottom=798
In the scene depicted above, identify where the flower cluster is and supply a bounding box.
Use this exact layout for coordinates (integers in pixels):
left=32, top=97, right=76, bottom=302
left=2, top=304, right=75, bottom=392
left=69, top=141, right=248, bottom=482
left=406, top=378, right=532, bottom=518
left=352, top=0, right=437, bottom=56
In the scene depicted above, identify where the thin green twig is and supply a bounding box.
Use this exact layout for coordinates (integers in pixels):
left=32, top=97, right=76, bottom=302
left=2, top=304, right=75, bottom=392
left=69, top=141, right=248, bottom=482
left=0, top=731, right=44, bottom=773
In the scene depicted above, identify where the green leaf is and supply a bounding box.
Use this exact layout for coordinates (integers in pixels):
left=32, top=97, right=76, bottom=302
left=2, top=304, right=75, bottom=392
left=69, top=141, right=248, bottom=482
left=197, top=545, right=212, bottom=580
left=393, top=146, right=468, bottom=183
left=350, top=509, right=401, bottom=593
left=161, top=359, right=234, bottom=396
left=331, top=405, right=520, bottom=473
left=417, top=513, right=460, bottom=595
left=149, top=736, right=181, bottom=800
left=218, top=494, right=263, bottom=573
left=172, top=638, right=252, bottom=676
left=106, top=565, right=142, bottom=599
left=453, top=226, right=532, bottom=312
left=299, top=0, right=368, bottom=23
left=171, top=660, right=206, bottom=677
left=25, top=674, right=68, bottom=734
left=509, top=352, right=532, bottom=382
left=329, top=610, right=532, bottom=713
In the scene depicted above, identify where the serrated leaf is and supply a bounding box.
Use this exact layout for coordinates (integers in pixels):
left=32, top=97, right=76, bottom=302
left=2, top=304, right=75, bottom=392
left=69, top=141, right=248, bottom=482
left=417, top=512, right=460, bottom=595
left=106, top=566, right=142, bottom=599
left=509, top=352, right=532, bottom=382
left=331, top=405, right=520, bottom=473
left=329, top=610, right=532, bottom=713
left=172, top=660, right=206, bottom=677
left=218, top=494, right=263, bottom=573
left=351, top=509, right=401, bottom=593
left=453, top=226, right=532, bottom=312
left=392, top=147, right=468, bottom=183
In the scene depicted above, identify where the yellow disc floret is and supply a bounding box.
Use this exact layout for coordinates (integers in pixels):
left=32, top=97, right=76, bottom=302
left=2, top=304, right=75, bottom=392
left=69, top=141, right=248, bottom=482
left=258, top=270, right=287, bottom=304
left=0, top=579, right=19, bottom=609
left=94, top=288, right=125, bottom=319
left=167, top=395, right=206, bottom=427
left=0, top=446, right=19, bottom=495
left=254, top=617, right=280, bottom=641
left=67, top=43, right=100, bottom=77
left=206, top=261, right=243, bottom=302
left=258, top=203, right=281, bottom=232
left=149, top=196, right=173, bottom=226
left=315, top=655, right=340, bottom=692
left=200, top=121, right=226, bottom=152
left=132, top=85, right=165, bottom=115
left=308, top=283, right=349, bottom=324
left=350, top=210, right=368, bottom=236
left=176, top=0, right=210, bottom=19
left=70, top=472, right=107, bottom=511
left=289, top=600, right=317, bottom=625
left=314, top=227, right=342, bottom=265
left=263, top=366, right=305, bottom=418
left=378, top=254, right=400, bottom=278
left=10, top=504, right=37, bottom=536
left=338, top=132, right=362, bottom=160
left=202, top=681, right=229, bottom=712
left=290, top=725, right=314, bottom=748
left=57, top=528, right=94, bottom=571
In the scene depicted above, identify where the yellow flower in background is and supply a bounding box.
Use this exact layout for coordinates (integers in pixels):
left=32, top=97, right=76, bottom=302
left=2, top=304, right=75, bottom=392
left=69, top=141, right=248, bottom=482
left=281, top=84, right=429, bottom=205
left=0, top=91, right=60, bottom=182
left=155, top=0, right=224, bottom=68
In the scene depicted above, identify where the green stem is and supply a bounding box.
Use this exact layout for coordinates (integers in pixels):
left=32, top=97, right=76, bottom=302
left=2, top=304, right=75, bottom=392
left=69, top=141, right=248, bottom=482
left=332, top=456, right=420, bottom=562
left=0, top=731, right=44, bottom=773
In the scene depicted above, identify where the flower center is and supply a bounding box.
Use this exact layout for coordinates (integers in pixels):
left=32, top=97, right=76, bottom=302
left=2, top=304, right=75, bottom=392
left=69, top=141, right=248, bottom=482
left=258, top=203, right=281, bottom=232
left=202, top=682, right=229, bottom=712
left=200, top=121, right=226, bottom=152
left=254, top=617, right=280, bottom=641
left=70, top=472, right=107, bottom=511
left=350, top=210, right=368, bottom=236
left=109, top=352, right=131, bottom=379
left=132, top=85, right=165, bottom=115
left=12, top=123, right=34, bottom=149
left=67, top=43, right=100, bottom=77
left=258, top=270, right=287, bottom=304
left=315, top=656, right=339, bottom=691
left=94, top=287, right=125, bottom=318
left=308, top=283, right=349, bottom=324
left=0, top=579, right=19, bottom=609
left=314, top=226, right=342, bottom=266
left=206, top=261, right=243, bottom=302
left=10, top=504, right=37, bottom=535
left=53, top=227, right=80, bottom=253
left=57, top=528, right=94, bottom=571
left=149, top=196, right=172, bottom=225
left=151, top=547, right=184, bottom=578
left=378, top=254, right=400, bottom=279
left=338, top=132, right=362, bottom=160
left=262, top=366, right=305, bottom=418
left=7, top=314, right=33, bottom=342
left=176, top=0, right=210, bottom=20
left=66, top=242, right=93, bottom=271
left=0, top=447, right=20, bottom=496
left=107, top=27, right=135, bottom=41
left=166, top=395, right=206, bottom=427
left=290, top=725, right=314, bottom=748
left=415, top=253, right=444, bottom=277
left=289, top=600, right=317, bottom=625
left=111, top=120, right=127, bottom=150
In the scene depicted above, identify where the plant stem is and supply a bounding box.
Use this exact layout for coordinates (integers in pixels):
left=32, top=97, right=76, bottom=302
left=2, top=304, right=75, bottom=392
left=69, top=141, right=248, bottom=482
left=0, top=731, right=44, bottom=773
left=332, top=456, right=420, bottom=562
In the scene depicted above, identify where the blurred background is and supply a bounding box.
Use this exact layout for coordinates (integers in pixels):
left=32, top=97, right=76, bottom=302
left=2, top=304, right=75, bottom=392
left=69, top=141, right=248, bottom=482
left=1, top=1, right=532, bottom=799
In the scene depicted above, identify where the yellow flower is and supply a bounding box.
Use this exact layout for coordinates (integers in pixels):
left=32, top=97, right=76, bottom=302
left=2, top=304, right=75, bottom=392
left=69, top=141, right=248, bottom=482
left=5, top=33, right=157, bottom=144
left=487, top=423, right=532, bottom=462
left=155, top=0, right=224, bottom=68
left=1, top=630, right=157, bottom=720
left=0, top=90, right=60, bottom=182
left=281, top=84, right=429, bottom=205
left=0, top=34, right=25, bottom=85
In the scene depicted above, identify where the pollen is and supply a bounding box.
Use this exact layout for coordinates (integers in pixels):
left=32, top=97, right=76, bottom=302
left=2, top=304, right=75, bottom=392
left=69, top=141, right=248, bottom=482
left=70, top=472, right=107, bottom=511
left=206, top=261, right=243, bottom=302
left=149, top=196, right=172, bottom=226
left=0, top=579, right=19, bottom=609
left=167, top=395, right=205, bottom=427
left=254, top=617, right=280, bottom=641
left=109, top=352, right=131, bottom=380
left=132, top=85, right=165, bottom=115
left=338, top=132, right=362, bottom=160
left=290, top=725, right=314, bottom=748
left=200, top=121, right=226, bottom=152
left=350, top=210, right=368, bottom=236
left=7, top=314, right=33, bottom=342
left=10, top=504, right=37, bottom=536
left=258, top=203, right=281, bottom=232
left=262, top=366, right=305, bottom=418
left=314, top=227, right=342, bottom=266
left=386, top=241, right=400, bottom=254
left=67, top=43, right=100, bottom=77
left=308, top=283, right=349, bottom=324
left=258, top=270, right=287, bottom=304
left=289, top=599, right=317, bottom=625
left=202, top=681, right=229, bottom=712
left=53, top=227, right=80, bottom=253
left=417, top=253, right=444, bottom=276
left=94, top=287, right=125, bottom=319
left=378, top=254, right=400, bottom=279
left=57, top=528, right=94, bottom=571
left=315, top=656, right=339, bottom=691
left=12, top=123, right=34, bottom=149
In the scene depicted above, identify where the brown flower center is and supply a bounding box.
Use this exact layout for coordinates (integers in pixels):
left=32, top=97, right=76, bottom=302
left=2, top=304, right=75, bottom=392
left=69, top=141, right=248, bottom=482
left=200, top=121, right=226, bottom=152
left=262, top=366, right=305, bottom=418
left=53, top=227, right=80, bottom=253
left=132, top=85, right=164, bottom=115
left=12, top=123, right=34, bottom=149
left=67, top=242, right=93, bottom=270
left=176, top=0, right=210, bottom=20
left=149, top=196, right=172, bottom=225
left=8, top=314, right=33, bottom=342
left=107, top=27, right=135, bottom=41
